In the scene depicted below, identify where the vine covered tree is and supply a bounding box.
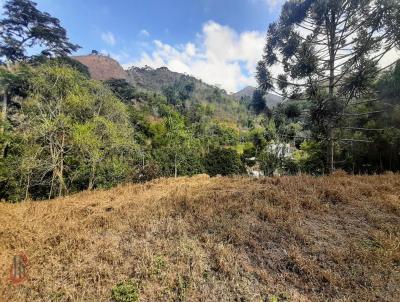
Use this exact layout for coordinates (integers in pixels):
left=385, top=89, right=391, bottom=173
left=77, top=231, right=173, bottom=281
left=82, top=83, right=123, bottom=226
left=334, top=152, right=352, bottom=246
left=257, top=0, right=400, bottom=171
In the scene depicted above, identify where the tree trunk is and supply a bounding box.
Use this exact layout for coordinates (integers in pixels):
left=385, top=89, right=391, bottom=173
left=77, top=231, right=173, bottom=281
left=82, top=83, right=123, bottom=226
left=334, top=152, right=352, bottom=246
left=49, top=172, right=55, bottom=199
left=327, top=11, right=337, bottom=173
left=88, top=162, right=96, bottom=190
left=24, top=173, right=30, bottom=201
left=2, top=62, right=12, bottom=136
left=57, top=131, right=67, bottom=197
left=0, top=90, right=8, bottom=158
left=174, top=153, right=177, bottom=178
left=1, top=89, right=7, bottom=134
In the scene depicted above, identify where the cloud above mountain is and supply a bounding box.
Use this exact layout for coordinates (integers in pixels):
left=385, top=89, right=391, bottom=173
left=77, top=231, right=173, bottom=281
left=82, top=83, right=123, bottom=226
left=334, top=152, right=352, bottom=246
left=124, top=21, right=266, bottom=93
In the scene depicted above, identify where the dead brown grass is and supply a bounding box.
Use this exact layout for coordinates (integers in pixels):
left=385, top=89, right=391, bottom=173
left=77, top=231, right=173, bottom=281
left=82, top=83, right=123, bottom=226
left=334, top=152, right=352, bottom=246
left=0, top=174, right=399, bottom=301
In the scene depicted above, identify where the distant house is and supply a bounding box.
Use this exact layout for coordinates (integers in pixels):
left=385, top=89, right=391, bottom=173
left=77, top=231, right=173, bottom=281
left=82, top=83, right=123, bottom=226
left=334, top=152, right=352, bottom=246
left=267, top=143, right=294, bottom=159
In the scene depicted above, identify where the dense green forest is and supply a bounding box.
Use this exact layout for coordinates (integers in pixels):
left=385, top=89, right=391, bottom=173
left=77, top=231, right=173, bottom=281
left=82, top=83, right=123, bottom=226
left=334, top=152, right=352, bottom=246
left=1, top=0, right=400, bottom=201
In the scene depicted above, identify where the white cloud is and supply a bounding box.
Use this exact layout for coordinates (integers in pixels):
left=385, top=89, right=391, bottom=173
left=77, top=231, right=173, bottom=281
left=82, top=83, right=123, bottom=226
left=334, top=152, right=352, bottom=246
left=0, top=0, right=5, bottom=15
left=249, top=0, right=285, bottom=12
left=101, top=31, right=116, bottom=46
left=139, top=29, right=150, bottom=37
left=126, top=21, right=266, bottom=93
left=379, top=48, right=400, bottom=69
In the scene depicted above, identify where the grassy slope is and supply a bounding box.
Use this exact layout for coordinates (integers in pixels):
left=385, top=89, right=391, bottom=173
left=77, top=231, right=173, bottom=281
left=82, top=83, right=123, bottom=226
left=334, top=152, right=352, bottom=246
left=0, top=174, right=399, bottom=301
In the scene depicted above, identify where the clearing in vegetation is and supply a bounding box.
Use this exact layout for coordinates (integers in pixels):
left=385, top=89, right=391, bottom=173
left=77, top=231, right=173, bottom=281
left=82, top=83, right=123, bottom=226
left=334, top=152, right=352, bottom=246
left=0, top=174, right=399, bottom=301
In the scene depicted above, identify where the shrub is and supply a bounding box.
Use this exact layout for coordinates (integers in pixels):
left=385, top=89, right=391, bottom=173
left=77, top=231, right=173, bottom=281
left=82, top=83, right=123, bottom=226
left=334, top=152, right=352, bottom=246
left=111, top=280, right=139, bottom=302
left=204, top=148, right=244, bottom=176
left=132, top=162, right=161, bottom=182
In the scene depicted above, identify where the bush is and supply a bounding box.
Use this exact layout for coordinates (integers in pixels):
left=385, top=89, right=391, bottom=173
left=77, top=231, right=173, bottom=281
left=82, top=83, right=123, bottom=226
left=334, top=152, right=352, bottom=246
left=204, top=148, right=244, bottom=176
left=111, top=280, right=139, bottom=302
left=132, top=162, right=161, bottom=182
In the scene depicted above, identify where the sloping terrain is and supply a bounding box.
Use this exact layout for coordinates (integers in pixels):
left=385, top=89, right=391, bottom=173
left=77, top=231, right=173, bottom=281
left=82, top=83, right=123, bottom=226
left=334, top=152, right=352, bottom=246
left=71, top=59, right=252, bottom=124
left=232, top=85, right=257, bottom=100
left=73, top=54, right=127, bottom=80
left=126, top=65, right=252, bottom=125
left=126, top=66, right=223, bottom=95
left=0, top=174, right=399, bottom=301
left=233, top=85, right=283, bottom=108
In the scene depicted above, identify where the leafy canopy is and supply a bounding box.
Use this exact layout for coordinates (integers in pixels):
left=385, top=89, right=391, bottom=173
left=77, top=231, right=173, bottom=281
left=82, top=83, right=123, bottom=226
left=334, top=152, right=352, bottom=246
left=0, top=0, right=80, bottom=63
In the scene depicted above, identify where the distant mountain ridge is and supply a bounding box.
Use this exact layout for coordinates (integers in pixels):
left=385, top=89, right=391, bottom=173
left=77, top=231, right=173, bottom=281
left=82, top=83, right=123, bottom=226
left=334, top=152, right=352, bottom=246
left=232, top=86, right=257, bottom=100
left=125, top=65, right=229, bottom=96
left=72, top=55, right=289, bottom=124
left=124, top=65, right=252, bottom=123
left=71, top=54, right=252, bottom=124
left=71, top=54, right=278, bottom=108
left=233, top=86, right=283, bottom=108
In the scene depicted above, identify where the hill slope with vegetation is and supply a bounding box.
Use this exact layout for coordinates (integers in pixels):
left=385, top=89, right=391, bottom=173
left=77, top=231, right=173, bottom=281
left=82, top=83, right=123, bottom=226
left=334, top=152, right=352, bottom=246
left=1, top=174, right=399, bottom=301
left=67, top=57, right=253, bottom=125
left=233, top=85, right=283, bottom=108
left=126, top=65, right=252, bottom=124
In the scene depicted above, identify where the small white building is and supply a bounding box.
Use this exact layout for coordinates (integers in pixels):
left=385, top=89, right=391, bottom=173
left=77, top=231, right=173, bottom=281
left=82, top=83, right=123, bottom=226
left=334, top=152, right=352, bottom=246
left=267, top=143, right=294, bottom=159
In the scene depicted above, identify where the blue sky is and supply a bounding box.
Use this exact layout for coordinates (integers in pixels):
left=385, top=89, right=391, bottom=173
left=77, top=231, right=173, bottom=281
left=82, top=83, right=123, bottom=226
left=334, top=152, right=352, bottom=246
left=0, top=0, right=285, bottom=92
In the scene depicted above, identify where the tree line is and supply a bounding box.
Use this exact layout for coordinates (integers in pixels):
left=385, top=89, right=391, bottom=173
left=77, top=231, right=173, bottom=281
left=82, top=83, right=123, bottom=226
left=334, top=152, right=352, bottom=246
left=1, top=0, right=400, bottom=202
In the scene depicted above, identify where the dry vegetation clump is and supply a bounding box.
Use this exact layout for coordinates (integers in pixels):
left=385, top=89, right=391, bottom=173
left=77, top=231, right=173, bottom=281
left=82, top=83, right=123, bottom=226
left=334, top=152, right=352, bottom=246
left=0, top=174, right=399, bottom=301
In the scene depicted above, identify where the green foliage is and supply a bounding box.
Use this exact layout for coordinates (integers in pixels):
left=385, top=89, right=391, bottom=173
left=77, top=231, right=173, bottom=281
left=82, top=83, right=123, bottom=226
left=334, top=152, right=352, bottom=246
left=284, top=103, right=301, bottom=119
left=29, top=56, right=91, bottom=78
left=248, top=126, right=267, bottom=153
left=111, top=280, right=139, bottom=302
left=257, top=0, right=400, bottom=172
left=205, top=122, right=240, bottom=147
left=259, top=151, right=279, bottom=176
left=0, top=0, right=79, bottom=63
left=162, top=78, right=194, bottom=110
left=250, top=89, right=266, bottom=114
left=296, top=141, right=325, bottom=174
left=52, top=57, right=90, bottom=78
left=2, top=0, right=400, bottom=201
left=151, top=112, right=204, bottom=177
left=377, top=61, right=400, bottom=103
left=152, top=255, right=166, bottom=275
left=105, top=79, right=136, bottom=102
left=1, top=62, right=137, bottom=200
left=204, top=148, right=244, bottom=176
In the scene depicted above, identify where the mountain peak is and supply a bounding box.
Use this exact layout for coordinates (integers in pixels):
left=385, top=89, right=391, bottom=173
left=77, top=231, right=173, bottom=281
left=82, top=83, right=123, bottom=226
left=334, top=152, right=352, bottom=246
left=73, top=53, right=127, bottom=81
left=233, top=86, right=283, bottom=108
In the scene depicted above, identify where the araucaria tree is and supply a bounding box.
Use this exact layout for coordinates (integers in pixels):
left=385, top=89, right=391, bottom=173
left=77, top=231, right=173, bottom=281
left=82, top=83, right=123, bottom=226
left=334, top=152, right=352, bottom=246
left=257, top=0, right=400, bottom=171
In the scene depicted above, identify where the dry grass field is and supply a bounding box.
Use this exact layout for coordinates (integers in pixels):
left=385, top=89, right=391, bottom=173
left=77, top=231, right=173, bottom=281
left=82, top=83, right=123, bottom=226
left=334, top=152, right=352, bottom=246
left=0, top=174, right=399, bottom=301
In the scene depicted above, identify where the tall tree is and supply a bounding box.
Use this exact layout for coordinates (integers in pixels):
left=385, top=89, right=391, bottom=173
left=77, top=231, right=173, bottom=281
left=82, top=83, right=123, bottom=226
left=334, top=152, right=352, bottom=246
left=257, top=0, right=400, bottom=172
left=250, top=89, right=266, bottom=114
left=20, top=64, right=136, bottom=198
left=0, top=0, right=79, bottom=135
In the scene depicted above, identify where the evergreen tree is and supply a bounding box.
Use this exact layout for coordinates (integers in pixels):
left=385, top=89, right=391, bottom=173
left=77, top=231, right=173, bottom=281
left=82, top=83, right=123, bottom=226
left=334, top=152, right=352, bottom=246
left=257, top=0, right=400, bottom=172
left=250, top=89, right=266, bottom=114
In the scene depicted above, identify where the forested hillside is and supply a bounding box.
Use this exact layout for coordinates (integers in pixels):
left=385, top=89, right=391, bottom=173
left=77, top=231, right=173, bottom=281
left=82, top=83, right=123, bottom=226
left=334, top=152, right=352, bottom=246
left=0, top=0, right=400, bottom=204
left=126, top=65, right=252, bottom=124
left=1, top=0, right=400, bottom=301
